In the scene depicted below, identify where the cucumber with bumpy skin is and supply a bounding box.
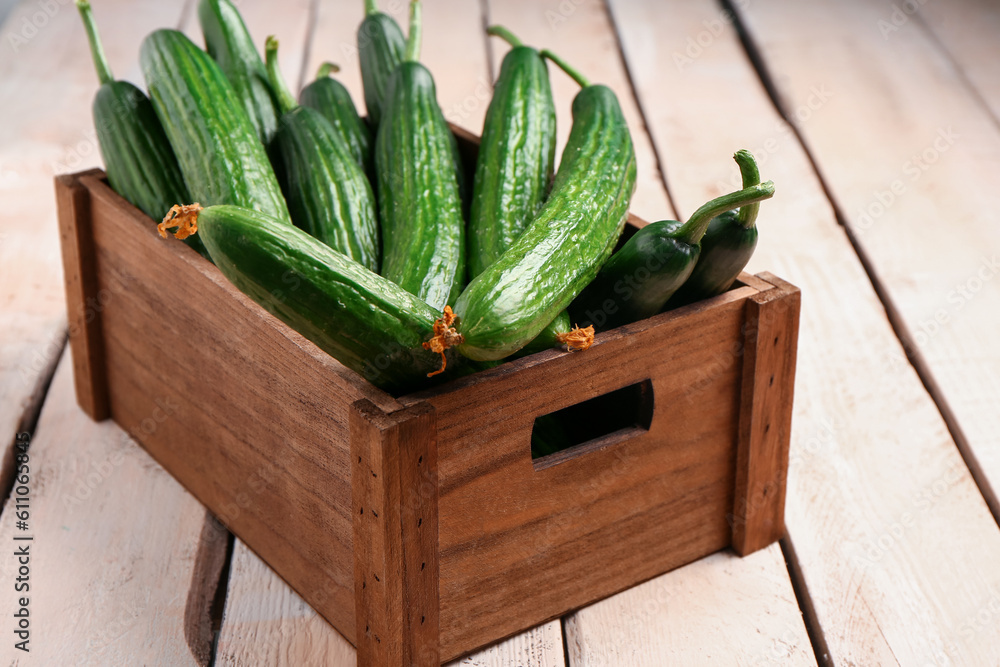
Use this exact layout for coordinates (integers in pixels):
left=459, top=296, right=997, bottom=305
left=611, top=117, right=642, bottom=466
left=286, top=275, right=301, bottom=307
left=159, top=204, right=452, bottom=393
left=198, top=0, right=279, bottom=145
left=375, top=1, right=464, bottom=311
left=140, top=29, right=291, bottom=223
left=358, top=0, right=405, bottom=129
left=300, top=62, right=374, bottom=176
left=451, top=52, right=636, bottom=361
left=265, top=37, right=379, bottom=271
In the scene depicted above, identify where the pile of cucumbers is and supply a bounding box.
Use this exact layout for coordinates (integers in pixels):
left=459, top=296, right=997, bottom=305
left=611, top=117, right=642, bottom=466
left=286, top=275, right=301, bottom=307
left=77, top=0, right=774, bottom=395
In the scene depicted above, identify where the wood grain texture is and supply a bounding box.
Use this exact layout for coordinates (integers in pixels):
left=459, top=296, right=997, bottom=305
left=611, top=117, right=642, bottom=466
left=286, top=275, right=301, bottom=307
left=55, top=170, right=109, bottom=420
left=0, top=353, right=226, bottom=665
left=917, top=0, right=1000, bottom=123
left=412, top=281, right=791, bottom=660
left=216, top=539, right=566, bottom=667
left=485, top=0, right=671, bottom=222
left=609, top=0, right=1000, bottom=662
left=733, top=274, right=801, bottom=555
left=0, top=0, right=187, bottom=541
left=564, top=545, right=816, bottom=665
left=81, top=173, right=400, bottom=647
left=351, top=400, right=439, bottom=666
left=738, top=0, right=1000, bottom=516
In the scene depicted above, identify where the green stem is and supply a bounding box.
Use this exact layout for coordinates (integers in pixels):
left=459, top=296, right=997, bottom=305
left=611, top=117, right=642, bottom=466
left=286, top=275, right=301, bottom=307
left=539, top=49, right=590, bottom=88
left=404, top=0, right=422, bottom=62
left=76, top=0, right=114, bottom=85
left=316, top=62, right=341, bottom=79
left=264, top=36, right=297, bottom=115
left=676, top=181, right=776, bottom=245
left=486, top=25, right=523, bottom=48
left=734, top=149, right=762, bottom=228
left=364, top=0, right=378, bottom=16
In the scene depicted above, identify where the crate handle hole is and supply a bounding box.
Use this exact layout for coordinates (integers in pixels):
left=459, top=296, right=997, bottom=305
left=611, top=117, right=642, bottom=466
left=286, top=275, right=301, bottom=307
left=530, top=379, right=653, bottom=469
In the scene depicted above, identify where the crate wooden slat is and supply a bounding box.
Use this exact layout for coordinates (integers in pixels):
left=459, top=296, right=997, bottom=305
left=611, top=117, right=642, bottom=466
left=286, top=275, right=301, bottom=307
left=56, top=167, right=799, bottom=664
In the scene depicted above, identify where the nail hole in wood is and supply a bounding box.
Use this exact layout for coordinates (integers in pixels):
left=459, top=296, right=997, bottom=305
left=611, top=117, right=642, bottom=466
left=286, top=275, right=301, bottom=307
left=359, top=508, right=363, bottom=514
left=417, top=517, right=422, bottom=527
left=371, top=470, right=377, bottom=478
left=374, top=573, right=380, bottom=582
left=372, top=509, right=378, bottom=518
left=362, top=581, right=366, bottom=589
left=421, top=616, right=425, bottom=624
left=764, top=423, right=771, bottom=434
left=769, top=374, right=774, bottom=387
left=376, top=636, right=381, bottom=644
left=365, top=624, right=369, bottom=633
left=418, top=455, right=423, bottom=464
left=421, top=562, right=425, bottom=570
left=358, top=456, right=361, bottom=463
left=773, top=336, right=779, bottom=346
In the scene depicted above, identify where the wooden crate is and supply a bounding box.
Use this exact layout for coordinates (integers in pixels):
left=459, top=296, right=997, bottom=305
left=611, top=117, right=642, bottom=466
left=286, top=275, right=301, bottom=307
left=55, top=167, right=800, bottom=665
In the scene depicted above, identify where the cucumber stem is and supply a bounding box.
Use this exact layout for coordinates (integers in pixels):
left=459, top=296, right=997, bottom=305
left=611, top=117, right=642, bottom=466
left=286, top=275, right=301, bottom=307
left=676, top=181, right=776, bottom=245
left=76, top=0, right=114, bottom=85
left=734, top=149, right=762, bottom=228
left=316, top=62, right=341, bottom=79
left=539, top=49, right=590, bottom=88
left=486, top=25, right=523, bottom=48
left=404, top=0, right=422, bottom=62
left=264, top=36, right=298, bottom=115
left=364, top=0, right=378, bottom=16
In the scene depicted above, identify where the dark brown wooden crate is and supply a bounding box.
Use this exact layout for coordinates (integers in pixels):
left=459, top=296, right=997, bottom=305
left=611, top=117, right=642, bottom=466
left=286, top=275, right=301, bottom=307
left=55, top=165, right=799, bottom=665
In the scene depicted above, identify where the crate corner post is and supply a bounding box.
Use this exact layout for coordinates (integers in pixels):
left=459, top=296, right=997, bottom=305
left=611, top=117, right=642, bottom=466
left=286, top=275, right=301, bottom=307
left=732, top=273, right=801, bottom=555
left=350, top=398, right=441, bottom=666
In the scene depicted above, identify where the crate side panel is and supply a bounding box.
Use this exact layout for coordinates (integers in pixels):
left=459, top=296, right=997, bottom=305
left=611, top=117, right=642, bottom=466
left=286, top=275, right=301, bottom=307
left=432, top=298, right=750, bottom=658
left=85, top=180, right=365, bottom=643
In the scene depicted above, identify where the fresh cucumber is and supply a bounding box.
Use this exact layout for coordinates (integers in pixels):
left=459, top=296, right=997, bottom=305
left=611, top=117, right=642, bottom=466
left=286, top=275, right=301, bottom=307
left=140, top=29, right=291, bottom=223
left=450, top=53, right=635, bottom=361
left=265, top=37, right=379, bottom=271
left=299, top=62, right=374, bottom=176
left=358, top=0, right=405, bottom=128
left=375, top=1, right=464, bottom=310
left=159, top=204, right=452, bottom=393
left=198, top=0, right=279, bottom=144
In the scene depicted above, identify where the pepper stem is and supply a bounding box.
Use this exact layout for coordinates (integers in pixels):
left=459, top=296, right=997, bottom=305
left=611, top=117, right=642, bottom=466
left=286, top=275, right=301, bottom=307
left=676, top=182, right=776, bottom=245
left=486, top=25, right=523, bottom=48
left=734, top=149, right=762, bottom=228
left=316, top=61, right=341, bottom=79
left=404, top=0, right=422, bottom=63
left=539, top=49, right=590, bottom=88
left=76, top=0, right=114, bottom=85
left=264, top=36, right=298, bottom=115
left=364, top=0, right=378, bottom=16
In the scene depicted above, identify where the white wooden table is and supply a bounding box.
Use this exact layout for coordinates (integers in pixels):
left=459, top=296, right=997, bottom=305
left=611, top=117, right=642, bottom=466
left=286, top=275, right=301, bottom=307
left=2, top=0, right=999, bottom=664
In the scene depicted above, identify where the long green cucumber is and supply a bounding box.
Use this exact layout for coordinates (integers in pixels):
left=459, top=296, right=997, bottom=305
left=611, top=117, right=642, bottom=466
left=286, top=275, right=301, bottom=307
left=451, top=54, right=636, bottom=361
left=469, top=26, right=556, bottom=277
left=375, top=1, right=464, bottom=311
left=358, top=0, right=405, bottom=128
left=160, top=204, right=451, bottom=393
left=265, top=38, right=379, bottom=271
left=140, top=29, right=291, bottom=223
left=76, top=0, right=194, bottom=249
left=666, top=150, right=763, bottom=308
left=299, top=62, right=374, bottom=176
left=198, top=0, right=279, bottom=144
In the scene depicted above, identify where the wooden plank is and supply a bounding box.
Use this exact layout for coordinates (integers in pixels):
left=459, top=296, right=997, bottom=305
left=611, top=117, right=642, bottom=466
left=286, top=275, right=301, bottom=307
left=485, top=0, right=671, bottom=222
left=914, top=0, right=1000, bottom=123
left=0, top=353, right=227, bottom=665
left=216, top=540, right=566, bottom=667
left=733, top=274, right=801, bottom=555
left=350, top=400, right=439, bottom=666
left=738, top=0, right=1000, bottom=515
left=305, top=0, right=490, bottom=132
left=564, top=545, right=816, bottom=665
left=609, top=0, right=1000, bottom=662
left=79, top=172, right=399, bottom=646
left=0, top=0, right=187, bottom=545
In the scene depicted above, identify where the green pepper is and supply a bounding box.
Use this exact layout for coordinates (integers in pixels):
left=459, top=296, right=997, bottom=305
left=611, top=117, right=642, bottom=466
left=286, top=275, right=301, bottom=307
left=666, top=149, right=762, bottom=308
left=571, top=181, right=775, bottom=332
